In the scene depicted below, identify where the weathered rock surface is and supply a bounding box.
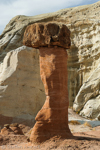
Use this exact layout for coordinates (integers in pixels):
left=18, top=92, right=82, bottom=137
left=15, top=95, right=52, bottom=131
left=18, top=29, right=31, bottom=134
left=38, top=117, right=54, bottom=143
left=80, top=97, right=100, bottom=120
left=73, top=64, right=100, bottom=119
left=0, top=46, right=45, bottom=125
left=1, top=123, right=23, bottom=135
left=0, top=1, right=100, bottom=120
left=23, top=23, right=73, bottom=143
left=23, top=22, right=70, bottom=49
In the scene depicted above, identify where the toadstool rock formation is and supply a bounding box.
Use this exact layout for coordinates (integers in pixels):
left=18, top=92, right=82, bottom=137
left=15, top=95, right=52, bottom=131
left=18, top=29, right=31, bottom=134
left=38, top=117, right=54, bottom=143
left=23, top=22, right=73, bottom=143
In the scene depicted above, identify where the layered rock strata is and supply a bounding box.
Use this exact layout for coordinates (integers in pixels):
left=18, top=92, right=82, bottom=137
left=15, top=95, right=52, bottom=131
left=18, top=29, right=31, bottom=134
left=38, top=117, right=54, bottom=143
left=73, top=64, right=100, bottom=119
left=23, top=22, right=73, bottom=143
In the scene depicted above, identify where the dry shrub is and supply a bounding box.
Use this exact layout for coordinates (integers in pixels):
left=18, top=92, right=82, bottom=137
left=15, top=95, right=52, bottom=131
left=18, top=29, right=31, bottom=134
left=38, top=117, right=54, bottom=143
left=83, top=122, right=92, bottom=127
left=69, top=120, right=81, bottom=125
left=92, top=128, right=96, bottom=131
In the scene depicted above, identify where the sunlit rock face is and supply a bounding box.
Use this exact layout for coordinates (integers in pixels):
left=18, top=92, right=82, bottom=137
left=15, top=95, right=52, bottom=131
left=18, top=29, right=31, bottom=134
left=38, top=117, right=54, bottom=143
left=0, top=46, right=45, bottom=126
left=0, top=1, right=100, bottom=121
left=23, top=22, right=73, bottom=143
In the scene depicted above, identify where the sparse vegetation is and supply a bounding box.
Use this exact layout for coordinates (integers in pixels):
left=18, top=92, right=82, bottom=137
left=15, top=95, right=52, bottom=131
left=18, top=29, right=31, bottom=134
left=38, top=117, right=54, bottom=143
left=83, top=122, right=92, bottom=127
left=69, top=120, right=81, bottom=125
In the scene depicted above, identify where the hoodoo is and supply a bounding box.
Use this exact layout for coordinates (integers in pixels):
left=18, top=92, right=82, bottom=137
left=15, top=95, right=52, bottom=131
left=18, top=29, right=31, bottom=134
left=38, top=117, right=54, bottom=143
left=23, top=22, right=73, bottom=143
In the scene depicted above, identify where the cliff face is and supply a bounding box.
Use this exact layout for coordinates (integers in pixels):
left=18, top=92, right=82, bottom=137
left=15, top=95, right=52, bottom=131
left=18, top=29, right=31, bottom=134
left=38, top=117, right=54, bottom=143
left=0, top=1, right=100, bottom=121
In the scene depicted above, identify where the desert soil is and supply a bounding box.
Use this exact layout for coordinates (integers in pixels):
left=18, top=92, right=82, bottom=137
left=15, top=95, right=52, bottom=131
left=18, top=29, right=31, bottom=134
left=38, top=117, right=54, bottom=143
left=0, top=109, right=100, bottom=150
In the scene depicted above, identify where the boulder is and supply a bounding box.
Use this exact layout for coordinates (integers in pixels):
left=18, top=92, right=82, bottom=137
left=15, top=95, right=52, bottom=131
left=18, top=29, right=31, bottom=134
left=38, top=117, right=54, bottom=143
left=0, top=46, right=45, bottom=125
left=80, top=97, right=100, bottom=120
left=1, top=127, right=14, bottom=135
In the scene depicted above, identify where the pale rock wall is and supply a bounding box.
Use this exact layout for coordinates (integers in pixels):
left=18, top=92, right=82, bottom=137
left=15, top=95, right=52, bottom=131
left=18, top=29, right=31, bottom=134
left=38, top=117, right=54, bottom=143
left=73, top=63, right=100, bottom=119
left=0, top=46, right=45, bottom=122
left=0, top=1, right=100, bottom=120
left=67, top=19, right=100, bottom=106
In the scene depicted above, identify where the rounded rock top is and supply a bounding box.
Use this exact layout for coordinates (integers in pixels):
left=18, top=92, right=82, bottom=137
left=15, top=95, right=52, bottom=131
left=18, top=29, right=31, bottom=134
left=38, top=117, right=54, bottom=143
left=23, top=22, right=71, bottom=49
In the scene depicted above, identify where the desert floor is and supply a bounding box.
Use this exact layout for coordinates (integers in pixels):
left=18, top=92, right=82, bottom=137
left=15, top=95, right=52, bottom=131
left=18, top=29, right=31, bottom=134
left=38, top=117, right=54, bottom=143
left=0, top=109, right=100, bottom=150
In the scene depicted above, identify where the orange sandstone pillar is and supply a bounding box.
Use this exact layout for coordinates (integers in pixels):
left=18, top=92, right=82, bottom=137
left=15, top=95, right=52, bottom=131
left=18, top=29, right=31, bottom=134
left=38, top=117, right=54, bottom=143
left=23, top=23, right=73, bottom=143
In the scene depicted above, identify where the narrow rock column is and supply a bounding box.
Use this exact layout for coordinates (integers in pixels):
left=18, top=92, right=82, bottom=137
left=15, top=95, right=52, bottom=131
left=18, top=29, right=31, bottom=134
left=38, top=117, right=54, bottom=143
left=23, top=22, right=73, bottom=143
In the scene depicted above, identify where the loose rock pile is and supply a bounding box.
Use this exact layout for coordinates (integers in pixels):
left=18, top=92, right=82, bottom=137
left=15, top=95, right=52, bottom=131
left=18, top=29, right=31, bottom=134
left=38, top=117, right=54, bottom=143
left=1, top=123, right=23, bottom=135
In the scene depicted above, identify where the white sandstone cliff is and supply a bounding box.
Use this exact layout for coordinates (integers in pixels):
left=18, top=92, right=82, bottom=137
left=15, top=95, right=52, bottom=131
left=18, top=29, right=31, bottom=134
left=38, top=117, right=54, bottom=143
left=0, top=46, right=45, bottom=125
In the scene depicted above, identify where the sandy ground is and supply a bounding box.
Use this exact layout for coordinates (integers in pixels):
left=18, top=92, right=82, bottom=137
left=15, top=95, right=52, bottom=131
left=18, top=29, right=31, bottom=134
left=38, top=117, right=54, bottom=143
left=0, top=109, right=100, bottom=150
